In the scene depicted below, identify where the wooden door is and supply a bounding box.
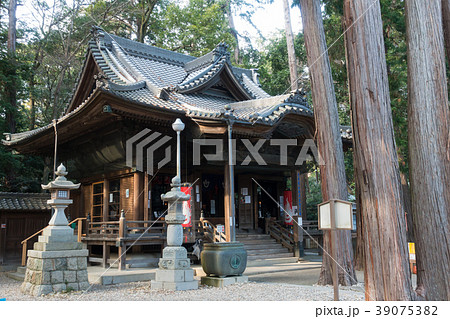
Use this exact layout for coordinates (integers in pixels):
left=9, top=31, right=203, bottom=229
left=0, top=212, right=50, bottom=263
left=238, top=175, right=253, bottom=230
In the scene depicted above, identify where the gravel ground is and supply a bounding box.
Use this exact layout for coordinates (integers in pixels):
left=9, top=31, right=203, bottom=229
left=0, top=272, right=364, bottom=301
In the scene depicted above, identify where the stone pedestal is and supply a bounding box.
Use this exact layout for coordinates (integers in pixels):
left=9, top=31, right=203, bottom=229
left=21, top=225, right=89, bottom=296
left=151, top=247, right=198, bottom=291
left=201, top=275, right=248, bottom=288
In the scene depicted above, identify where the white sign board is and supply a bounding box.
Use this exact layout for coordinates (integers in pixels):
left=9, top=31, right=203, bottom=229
left=318, top=199, right=353, bottom=230
left=216, top=225, right=225, bottom=233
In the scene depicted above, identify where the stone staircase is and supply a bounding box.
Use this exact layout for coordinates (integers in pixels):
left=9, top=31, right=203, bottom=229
left=6, top=266, right=26, bottom=281
left=236, top=233, right=294, bottom=260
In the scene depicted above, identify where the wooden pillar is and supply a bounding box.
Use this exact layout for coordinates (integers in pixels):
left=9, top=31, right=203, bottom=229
left=102, top=242, right=110, bottom=268
left=118, top=212, right=126, bottom=271
left=291, top=170, right=304, bottom=257
left=103, top=179, right=109, bottom=222
left=224, top=164, right=231, bottom=242
left=133, top=172, right=143, bottom=221
left=102, top=179, right=109, bottom=267
left=144, top=172, right=149, bottom=225
left=192, top=171, right=202, bottom=240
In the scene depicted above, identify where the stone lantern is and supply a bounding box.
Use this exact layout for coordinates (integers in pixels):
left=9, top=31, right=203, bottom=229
left=21, top=164, right=89, bottom=296
left=43, top=164, right=81, bottom=227
left=151, top=119, right=198, bottom=291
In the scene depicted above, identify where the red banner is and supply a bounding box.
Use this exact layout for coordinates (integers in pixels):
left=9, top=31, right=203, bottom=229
left=283, top=190, right=293, bottom=225
left=181, top=186, right=192, bottom=227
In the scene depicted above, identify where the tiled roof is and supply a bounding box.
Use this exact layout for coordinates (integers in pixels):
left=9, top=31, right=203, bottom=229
left=3, top=27, right=322, bottom=147
left=87, top=27, right=294, bottom=113
left=0, top=192, right=51, bottom=211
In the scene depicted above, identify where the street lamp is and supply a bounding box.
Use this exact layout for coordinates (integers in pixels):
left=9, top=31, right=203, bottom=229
left=151, top=118, right=198, bottom=291
left=223, top=105, right=236, bottom=242
left=172, top=118, right=185, bottom=180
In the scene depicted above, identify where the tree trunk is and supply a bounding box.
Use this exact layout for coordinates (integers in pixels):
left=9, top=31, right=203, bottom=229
left=6, top=0, right=17, bottom=133
left=283, top=0, right=308, bottom=219
left=354, top=167, right=364, bottom=271
left=343, top=0, right=414, bottom=300
left=283, top=0, right=298, bottom=91
left=405, top=0, right=450, bottom=301
left=7, top=0, right=16, bottom=53
left=299, top=0, right=356, bottom=286
left=226, top=0, right=241, bottom=64
left=442, top=0, right=450, bottom=62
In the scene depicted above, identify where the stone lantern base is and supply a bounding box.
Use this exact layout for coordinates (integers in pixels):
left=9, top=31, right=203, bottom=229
left=21, top=226, right=89, bottom=296
left=151, top=246, right=198, bottom=291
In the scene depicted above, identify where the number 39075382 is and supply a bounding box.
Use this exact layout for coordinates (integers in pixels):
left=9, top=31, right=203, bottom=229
left=375, top=305, right=437, bottom=316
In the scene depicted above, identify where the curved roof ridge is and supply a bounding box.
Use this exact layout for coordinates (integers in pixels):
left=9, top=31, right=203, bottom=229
left=108, top=34, right=195, bottom=66
left=108, top=81, right=147, bottom=92
left=184, top=42, right=230, bottom=73
left=105, top=42, right=137, bottom=83
left=176, top=55, right=228, bottom=92
left=241, top=73, right=271, bottom=99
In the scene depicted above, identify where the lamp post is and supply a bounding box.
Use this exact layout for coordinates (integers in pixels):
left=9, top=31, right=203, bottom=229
left=172, top=118, right=184, bottom=180
left=151, top=118, right=198, bottom=291
left=224, top=105, right=236, bottom=242
left=318, top=199, right=353, bottom=301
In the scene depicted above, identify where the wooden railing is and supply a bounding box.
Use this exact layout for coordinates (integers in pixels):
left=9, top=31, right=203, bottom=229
left=198, top=218, right=226, bottom=243
left=267, top=220, right=294, bottom=252
left=68, top=217, right=87, bottom=242
left=87, top=214, right=168, bottom=270
left=20, top=217, right=87, bottom=266
left=302, top=220, right=322, bottom=236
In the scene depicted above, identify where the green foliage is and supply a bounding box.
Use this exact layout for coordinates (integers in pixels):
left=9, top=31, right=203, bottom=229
left=154, top=0, right=236, bottom=56
left=0, top=144, right=44, bottom=192
left=245, top=31, right=307, bottom=96
left=0, top=0, right=414, bottom=194
left=306, top=170, right=322, bottom=221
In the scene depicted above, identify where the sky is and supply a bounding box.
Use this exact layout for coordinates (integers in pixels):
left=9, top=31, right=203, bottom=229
left=15, top=0, right=303, bottom=49
left=233, top=0, right=303, bottom=44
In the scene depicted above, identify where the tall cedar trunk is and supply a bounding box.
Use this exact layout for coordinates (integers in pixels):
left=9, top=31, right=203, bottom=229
left=343, top=0, right=414, bottom=300
left=226, top=1, right=241, bottom=64
left=282, top=0, right=308, bottom=218
left=6, top=0, right=17, bottom=133
left=442, top=0, right=450, bottom=62
left=283, top=0, right=298, bottom=91
left=299, top=0, right=356, bottom=286
left=354, top=174, right=364, bottom=271
left=405, top=0, right=450, bottom=301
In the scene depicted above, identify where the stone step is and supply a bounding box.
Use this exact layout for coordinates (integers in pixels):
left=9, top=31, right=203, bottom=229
left=243, top=243, right=283, bottom=250
left=237, top=237, right=275, bottom=242
left=17, top=266, right=27, bottom=274
left=246, top=248, right=290, bottom=255
left=236, top=234, right=272, bottom=240
left=240, top=241, right=278, bottom=246
left=240, top=239, right=278, bottom=245
left=0, top=264, right=20, bottom=272
left=6, top=271, right=25, bottom=281
left=89, top=271, right=155, bottom=285
left=247, top=253, right=294, bottom=260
